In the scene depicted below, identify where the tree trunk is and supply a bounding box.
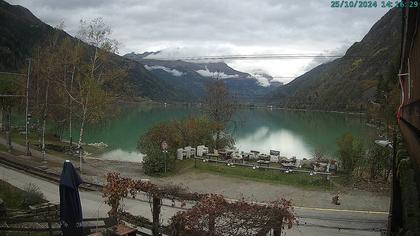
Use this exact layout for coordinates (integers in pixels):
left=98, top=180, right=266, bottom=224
left=77, top=108, right=86, bottom=157
left=77, top=88, right=90, bottom=173
left=152, top=196, right=161, bottom=236
left=273, top=224, right=282, bottom=236
left=41, top=81, right=49, bottom=161
left=215, top=130, right=221, bottom=150
left=272, top=217, right=283, bottom=236
left=91, top=48, right=98, bottom=79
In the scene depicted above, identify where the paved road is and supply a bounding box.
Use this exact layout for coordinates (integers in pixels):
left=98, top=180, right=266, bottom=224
left=0, top=164, right=388, bottom=235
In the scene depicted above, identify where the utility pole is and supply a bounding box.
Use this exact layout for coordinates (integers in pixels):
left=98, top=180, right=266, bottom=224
left=25, top=58, right=31, bottom=156
left=0, top=71, right=26, bottom=152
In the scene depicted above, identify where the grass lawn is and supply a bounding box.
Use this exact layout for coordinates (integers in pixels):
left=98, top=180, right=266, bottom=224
left=0, top=181, right=49, bottom=235
left=171, top=159, right=337, bottom=190
left=0, top=142, right=9, bottom=152
left=0, top=142, right=25, bottom=156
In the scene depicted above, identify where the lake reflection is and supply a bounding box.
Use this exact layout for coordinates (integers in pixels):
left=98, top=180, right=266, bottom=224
left=231, top=109, right=370, bottom=159
left=77, top=106, right=370, bottom=162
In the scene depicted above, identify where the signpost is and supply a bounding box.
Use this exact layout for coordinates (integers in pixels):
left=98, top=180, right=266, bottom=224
left=161, top=141, right=168, bottom=173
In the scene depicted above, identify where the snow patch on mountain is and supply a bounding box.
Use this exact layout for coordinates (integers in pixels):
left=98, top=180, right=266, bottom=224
left=196, top=67, right=239, bottom=79
left=247, top=70, right=273, bottom=87
left=251, top=74, right=271, bottom=87
left=144, top=65, right=184, bottom=77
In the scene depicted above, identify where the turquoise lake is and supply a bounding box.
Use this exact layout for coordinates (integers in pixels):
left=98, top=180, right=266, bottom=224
left=72, top=105, right=373, bottom=163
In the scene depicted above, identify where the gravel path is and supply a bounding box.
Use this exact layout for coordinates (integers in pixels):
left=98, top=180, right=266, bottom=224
left=156, top=172, right=390, bottom=212
left=87, top=159, right=390, bottom=212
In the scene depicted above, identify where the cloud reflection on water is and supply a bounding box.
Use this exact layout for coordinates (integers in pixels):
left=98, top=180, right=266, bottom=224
left=235, top=126, right=312, bottom=159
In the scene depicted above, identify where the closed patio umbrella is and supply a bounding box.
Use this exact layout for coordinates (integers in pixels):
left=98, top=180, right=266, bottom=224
left=59, top=160, right=83, bottom=236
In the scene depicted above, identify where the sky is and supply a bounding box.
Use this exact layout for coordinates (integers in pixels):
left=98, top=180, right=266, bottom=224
left=9, top=0, right=389, bottom=83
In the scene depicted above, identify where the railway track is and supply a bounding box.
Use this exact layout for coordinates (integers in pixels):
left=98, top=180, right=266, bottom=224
left=0, top=153, right=102, bottom=191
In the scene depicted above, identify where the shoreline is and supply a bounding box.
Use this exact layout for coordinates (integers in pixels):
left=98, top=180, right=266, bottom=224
left=118, top=100, right=367, bottom=116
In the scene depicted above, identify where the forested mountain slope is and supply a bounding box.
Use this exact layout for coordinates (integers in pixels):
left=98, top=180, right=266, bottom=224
left=268, top=8, right=401, bottom=112
left=0, top=0, right=189, bottom=101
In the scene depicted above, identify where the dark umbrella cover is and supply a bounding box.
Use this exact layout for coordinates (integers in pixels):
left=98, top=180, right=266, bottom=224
left=59, top=161, right=83, bottom=236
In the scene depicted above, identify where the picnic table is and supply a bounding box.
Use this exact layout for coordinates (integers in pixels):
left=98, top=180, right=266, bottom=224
left=232, top=156, right=243, bottom=163
left=257, top=160, right=270, bottom=167
left=206, top=153, right=220, bottom=160
left=281, top=162, right=296, bottom=168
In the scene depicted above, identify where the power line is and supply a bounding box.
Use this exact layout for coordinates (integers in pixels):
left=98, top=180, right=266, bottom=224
left=0, top=94, right=25, bottom=97
left=271, top=76, right=296, bottom=79
left=0, top=71, right=26, bottom=76
left=146, top=53, right=361, bottom=61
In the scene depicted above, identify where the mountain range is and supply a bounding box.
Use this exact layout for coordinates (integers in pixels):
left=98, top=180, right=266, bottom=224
left=0, top=0, right=401, bottom=111
left=124, top=52, right=281, bottom=101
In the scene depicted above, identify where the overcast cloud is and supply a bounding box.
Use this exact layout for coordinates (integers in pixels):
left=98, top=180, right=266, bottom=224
left=9, top=0, right=389, bottom=83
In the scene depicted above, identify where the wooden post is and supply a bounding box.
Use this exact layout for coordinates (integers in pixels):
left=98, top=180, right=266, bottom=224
left=152, top=196, right=161, bottom=236
left=171, top=221, right=180, bottom=236
left=48, top=220, right=53, bottom=236
left=208, top=214, right=215, bottom=236
left=273, top=217, right=283, bottom=236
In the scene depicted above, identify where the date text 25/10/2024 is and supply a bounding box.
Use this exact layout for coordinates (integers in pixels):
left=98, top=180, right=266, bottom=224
left=331, top=0, right=419, bottom=8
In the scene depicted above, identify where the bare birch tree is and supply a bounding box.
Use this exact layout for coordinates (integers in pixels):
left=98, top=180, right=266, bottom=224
left=28, top=19, right=126, bottom=172
left=59, top=18, right=123, bottom=172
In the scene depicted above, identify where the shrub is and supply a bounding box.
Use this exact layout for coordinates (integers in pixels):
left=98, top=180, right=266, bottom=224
left=138, top=117, right=234, bottom=175
left=336, top=133, right=363, bottom=177
left=142, top=147, right=175, bottom=176
left=364, top=143, right=391, bottom=180
left=21, top=183, right=45, bottom=208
